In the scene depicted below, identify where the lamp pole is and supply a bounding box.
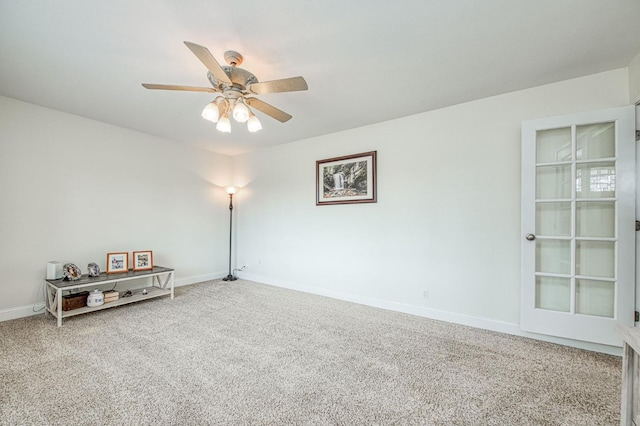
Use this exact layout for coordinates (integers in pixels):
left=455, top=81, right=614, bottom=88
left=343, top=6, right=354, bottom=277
left=223, top=187, right=238, bottom=281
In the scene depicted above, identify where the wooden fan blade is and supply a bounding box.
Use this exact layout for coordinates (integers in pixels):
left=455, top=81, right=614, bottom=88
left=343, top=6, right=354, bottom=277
left=142, top=83, right=218, bottom=93
left=245, top=98, right=292, bottom=123
left=183, top=41, right=232, bottom=86
left=249, top=76, right=308, bottom=94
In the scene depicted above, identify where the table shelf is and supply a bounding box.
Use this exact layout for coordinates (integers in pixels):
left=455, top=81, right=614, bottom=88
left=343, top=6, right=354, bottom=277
left=59, top=286, right=171, bottom=318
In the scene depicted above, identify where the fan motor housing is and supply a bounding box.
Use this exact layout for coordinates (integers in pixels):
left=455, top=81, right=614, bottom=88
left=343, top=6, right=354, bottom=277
left=207, top=67, right=258, bottom=93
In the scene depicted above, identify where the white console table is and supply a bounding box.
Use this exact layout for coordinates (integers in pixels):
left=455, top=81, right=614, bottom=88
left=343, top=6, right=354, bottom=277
left=45, top=266, right=174, bottom=327
left=619, top=325, right=640, bottom=426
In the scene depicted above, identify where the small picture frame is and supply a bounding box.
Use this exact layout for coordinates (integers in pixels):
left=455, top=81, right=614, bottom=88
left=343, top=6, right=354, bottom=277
left=316, top=151, right=377, bottom=205
left=106, top=252, right=128, bottom=274
left=132, top=250, right=153, bottom=271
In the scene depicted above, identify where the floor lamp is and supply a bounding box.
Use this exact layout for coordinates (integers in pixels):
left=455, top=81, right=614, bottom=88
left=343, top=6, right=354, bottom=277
left=223, top=186, right=238, bottom=281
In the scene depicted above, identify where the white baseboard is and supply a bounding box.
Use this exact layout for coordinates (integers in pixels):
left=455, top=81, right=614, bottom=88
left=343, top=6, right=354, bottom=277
left=0, top=304, right=46, bottom=322
left=175, top=272, right=226, bottom=287
left=238, top=272, right=622, bottom=356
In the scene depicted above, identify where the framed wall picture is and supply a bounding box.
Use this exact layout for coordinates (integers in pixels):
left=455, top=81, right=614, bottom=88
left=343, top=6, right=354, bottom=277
left=316, top=151, right=377, bottom=205
left=133, top=250, right=153, bottom=271
left=106, top=252, right=128, bottom=274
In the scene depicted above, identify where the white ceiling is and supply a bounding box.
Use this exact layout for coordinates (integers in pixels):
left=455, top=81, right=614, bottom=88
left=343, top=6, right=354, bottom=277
left=2, top=1, right=640, bottom=156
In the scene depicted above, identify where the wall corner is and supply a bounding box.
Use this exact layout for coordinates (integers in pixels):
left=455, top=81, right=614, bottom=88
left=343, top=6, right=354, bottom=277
left=629, top=51, right=640, bottom=105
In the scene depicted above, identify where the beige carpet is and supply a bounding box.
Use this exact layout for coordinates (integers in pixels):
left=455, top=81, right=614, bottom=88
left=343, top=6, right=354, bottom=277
left=0, top=279, right=621, bottom=425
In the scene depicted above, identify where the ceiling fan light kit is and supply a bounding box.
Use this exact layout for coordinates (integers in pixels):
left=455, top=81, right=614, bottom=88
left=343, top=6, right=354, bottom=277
left=142, top=41, right=308, bottom=134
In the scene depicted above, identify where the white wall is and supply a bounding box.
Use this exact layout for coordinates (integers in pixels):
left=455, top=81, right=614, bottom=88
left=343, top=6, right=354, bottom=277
left=232, top=69, right=630, bottom=351
left=0, top=96, right=232, bottom=319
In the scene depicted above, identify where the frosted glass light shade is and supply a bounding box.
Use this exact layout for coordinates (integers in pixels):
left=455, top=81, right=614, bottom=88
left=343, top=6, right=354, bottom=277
left=232, top=101, right=250, bottom=123
left=201, top=102, right=219, bottom=123
left=226, top=186, right=237, bottom=195
left=247, top=114, right=262, bottom=133
left=216, top=114, right=231, bottom=133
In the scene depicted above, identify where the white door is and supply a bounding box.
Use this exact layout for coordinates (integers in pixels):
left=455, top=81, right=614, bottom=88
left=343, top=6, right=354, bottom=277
left=521, top=105, right=636, bottom=347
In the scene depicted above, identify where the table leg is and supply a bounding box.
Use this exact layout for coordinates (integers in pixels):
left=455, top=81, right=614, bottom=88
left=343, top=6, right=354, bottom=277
left=621, top=341, right=633, bottom=426
left=56, top=289, right=63, bottom=327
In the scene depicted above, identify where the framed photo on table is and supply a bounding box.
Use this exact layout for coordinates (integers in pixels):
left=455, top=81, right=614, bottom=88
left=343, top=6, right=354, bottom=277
left=316, top=151, right=377, bottom=205
left=106, top=252, right=128, bottom=274
left=133, top=250, right=153, bottom=271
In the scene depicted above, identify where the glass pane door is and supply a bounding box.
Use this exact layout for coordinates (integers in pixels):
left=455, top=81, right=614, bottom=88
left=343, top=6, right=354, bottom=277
left=521, top=106, right=635, bottom=347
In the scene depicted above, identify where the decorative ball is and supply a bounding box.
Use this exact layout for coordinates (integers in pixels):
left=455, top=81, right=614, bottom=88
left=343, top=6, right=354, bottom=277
left=63, top=263, right=82, bottom=280
left=87, top=262, right=100, bottom=277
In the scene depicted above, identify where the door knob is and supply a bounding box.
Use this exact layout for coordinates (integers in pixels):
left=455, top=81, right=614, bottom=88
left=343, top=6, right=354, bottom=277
left=525, top=233, right=536, bottom=241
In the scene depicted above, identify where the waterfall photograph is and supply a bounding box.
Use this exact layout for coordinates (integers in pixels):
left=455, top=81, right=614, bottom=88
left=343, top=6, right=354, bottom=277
left=323, top=161, right=367, bottom=196
left=316, top=151, right=377, bottom=205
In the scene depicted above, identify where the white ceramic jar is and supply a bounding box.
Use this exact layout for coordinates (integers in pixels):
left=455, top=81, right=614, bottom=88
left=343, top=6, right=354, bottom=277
left=86, top=290, right=104, bottom=307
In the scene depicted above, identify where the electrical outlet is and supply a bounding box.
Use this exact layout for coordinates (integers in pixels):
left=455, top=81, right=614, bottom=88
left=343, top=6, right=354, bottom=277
left=422, top=290, right=429, bottom=300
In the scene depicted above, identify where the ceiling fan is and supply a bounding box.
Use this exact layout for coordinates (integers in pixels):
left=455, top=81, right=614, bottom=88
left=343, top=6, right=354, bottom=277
left=142, top=41, right=308, bottom=133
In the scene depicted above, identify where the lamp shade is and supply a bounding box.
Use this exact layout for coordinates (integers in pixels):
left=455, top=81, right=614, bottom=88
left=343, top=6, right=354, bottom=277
left=226, top=186, right=238, bottom=195
left=247, top=114, right=262, bottom=133
left=232, top=101, right=250, bottom=123
left=201, top=102, right=219, bottom=123
left=216, top=114, right=231, bottom=133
